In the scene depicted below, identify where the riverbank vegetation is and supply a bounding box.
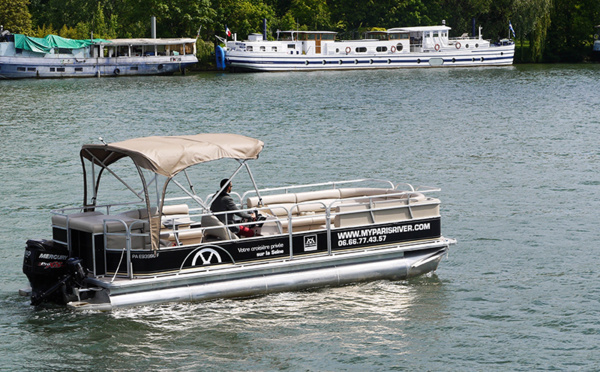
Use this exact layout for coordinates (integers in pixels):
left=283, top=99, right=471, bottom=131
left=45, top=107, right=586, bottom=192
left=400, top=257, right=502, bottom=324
left=2, top=0, right=599, bottom=64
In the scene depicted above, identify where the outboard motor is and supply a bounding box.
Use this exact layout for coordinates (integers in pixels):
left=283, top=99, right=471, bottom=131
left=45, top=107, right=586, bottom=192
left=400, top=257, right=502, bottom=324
left=23, top=239, right=88, bottom=306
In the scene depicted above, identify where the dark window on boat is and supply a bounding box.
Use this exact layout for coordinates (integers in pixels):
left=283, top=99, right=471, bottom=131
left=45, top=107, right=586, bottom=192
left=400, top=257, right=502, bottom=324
left=287, top=44, right=295, bottom=49
left=57, top=48, right=72, bottom=54
left=272, top=46, right=277, bottom=52
left=130, top=66, right=138, bottom=71
left=247, top=46, right=253, bottom=51
left=75, top=67, right=83, bottom=72
left=355, top=47, right=367, bottom=53
left=376, top=46, right=388, bottom=52
left=433, top=32, right=439, bottom=38
left=50, top=67, right=56, bottom=72
left=57, top=67, right=65, bottom=72
left=397, top=43, right=403, bottom=51
left=390, top=32, right=409, bottom=40
left=260, top=46, right=266, bottom=51
left=27, top=67, right=36, bottom=72
left=17, top=67, right=26, bottom=71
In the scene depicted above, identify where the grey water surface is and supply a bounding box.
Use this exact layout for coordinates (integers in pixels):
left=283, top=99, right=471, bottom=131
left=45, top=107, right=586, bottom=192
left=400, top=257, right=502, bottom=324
left=1, top=64, right=599, bottom=371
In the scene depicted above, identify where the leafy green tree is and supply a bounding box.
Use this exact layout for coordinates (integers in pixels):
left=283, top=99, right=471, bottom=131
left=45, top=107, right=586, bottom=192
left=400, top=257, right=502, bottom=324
left=545, top=0, right=600, bottom=61
left=289, top=0, right=332, bottom=30
left=213, top=0, right=276, bottom=39
left=0, top=0, right=33, bottom=34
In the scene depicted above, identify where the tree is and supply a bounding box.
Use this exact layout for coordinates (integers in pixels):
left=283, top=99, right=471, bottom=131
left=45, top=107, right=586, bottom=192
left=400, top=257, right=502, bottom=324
left=0, top=0, right=33, bottom=34
left=213, top=0, right=276, bottom=40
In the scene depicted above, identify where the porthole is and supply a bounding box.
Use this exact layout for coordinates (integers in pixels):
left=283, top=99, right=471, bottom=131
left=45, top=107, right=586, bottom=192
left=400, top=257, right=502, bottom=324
left=397, top=43, right=403, bottom=52
left=376, top=46, right=388, bottom=52
left=465, top=44, right=469, bottom=49
left=356, top=47, right=367, bottom=53
left=475, top=44, right=479, bottom=48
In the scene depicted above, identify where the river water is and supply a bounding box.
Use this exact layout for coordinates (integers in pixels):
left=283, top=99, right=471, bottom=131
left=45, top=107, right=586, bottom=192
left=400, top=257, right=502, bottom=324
left=1, top=64, right=599, bottom=371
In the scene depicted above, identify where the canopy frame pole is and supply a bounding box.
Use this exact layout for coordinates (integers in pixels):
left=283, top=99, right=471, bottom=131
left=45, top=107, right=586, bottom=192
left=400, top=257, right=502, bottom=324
left=243, top=162, right=263, bottom=207
left=171, top=179, right=209, bottom=210
left=81, top=148, right=144, bottom=203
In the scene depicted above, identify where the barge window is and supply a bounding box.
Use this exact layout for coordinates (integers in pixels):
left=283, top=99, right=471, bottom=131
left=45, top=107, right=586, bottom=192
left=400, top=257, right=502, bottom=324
left=376, top=46, right=388, bottom=52
left=17, top=67, right=26, bottom=72
left=57, top=67, right=65, bottom=72
left=287, top=44, right=295, bottom=49
left=57, top=48, right=72, bottom=54
left=50, top=68, right=55, bottom=72
left=260, top=46, right=266, bottom=51
left=130, top=66, right=138, bottom=71
left=272, top=46, right=277, bottom=52
left=247, top=46, right=253, bottom=51
left=27, top=67, right=36, bottom=72
left=75, top=67, right=83, bottom=72
left=355, top=47, right=367, bottom=53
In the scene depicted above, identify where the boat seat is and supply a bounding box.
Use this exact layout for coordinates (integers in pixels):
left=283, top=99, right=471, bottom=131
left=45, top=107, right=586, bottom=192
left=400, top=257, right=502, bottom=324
left=201, top=215, right=239, bottom=241
left=160, top=227, right=204, bottom=246
left=161, top=204, right=192, bottom=228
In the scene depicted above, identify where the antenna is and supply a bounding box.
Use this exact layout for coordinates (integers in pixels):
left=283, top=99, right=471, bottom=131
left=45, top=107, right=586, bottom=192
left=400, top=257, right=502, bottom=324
left=99, top=137, right=107, bottom=145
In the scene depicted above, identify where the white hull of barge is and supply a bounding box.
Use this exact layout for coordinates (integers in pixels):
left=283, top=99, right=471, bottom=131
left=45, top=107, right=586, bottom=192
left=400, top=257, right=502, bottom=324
left=67, top=238, right=453, bottom=311
left=226, top=47, right=514, bottom=71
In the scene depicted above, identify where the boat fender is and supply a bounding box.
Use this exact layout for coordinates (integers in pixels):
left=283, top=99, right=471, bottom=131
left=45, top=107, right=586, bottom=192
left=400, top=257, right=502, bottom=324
left=455, top=42, right=461, bottom=49
left=345, top=46, right=351, bottom=54
left=114, top=68, right=120, bottom=75
left=434, top=44, right=440, bottom=51
left=215, top=45, right=226, bottom=70
left=391, top=45, right=396, bottom=53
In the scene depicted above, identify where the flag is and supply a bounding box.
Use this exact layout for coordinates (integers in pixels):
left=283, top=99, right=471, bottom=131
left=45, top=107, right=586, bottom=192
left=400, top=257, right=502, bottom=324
left=226, top=27, right=232, bottom=37
left=509, top=21, right=516, bottom=38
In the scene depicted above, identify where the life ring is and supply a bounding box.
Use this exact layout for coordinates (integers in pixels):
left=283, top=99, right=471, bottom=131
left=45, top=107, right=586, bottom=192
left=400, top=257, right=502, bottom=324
left=114, top=68, right=120, bottom=75
left=455, top=42, right=461, bottom=49
left=391, top=45, right=396, bottom=53
left=434, top=44, right=440, bottom=51
left=345, top=46, right=351, bottom=54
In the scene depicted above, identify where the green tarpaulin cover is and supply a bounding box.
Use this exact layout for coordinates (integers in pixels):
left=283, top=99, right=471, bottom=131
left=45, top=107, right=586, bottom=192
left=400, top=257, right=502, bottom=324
left=14, top=34, right=109, bottom=53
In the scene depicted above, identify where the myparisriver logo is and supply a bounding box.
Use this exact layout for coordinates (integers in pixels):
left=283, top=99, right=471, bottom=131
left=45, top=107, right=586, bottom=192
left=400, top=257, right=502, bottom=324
left=337, top=223, right=431, bottom=240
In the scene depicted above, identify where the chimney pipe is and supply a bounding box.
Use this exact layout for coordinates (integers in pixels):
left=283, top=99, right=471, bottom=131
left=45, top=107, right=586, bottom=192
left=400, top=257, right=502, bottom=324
left=151, top=16, right=157, bottom=38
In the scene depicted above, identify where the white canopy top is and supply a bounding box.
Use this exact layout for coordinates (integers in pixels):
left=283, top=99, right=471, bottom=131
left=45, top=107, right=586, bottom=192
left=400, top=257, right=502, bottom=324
left=81, top=133, right=264, bottom=178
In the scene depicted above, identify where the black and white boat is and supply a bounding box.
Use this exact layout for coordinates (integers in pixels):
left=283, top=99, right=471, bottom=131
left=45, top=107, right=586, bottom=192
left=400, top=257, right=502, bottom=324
left=21, top=134, right=456, bottom=310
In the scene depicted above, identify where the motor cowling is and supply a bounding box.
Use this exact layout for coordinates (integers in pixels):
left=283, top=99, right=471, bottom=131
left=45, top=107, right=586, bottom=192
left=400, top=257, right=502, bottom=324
left=23, top=239, right=86, bottom=305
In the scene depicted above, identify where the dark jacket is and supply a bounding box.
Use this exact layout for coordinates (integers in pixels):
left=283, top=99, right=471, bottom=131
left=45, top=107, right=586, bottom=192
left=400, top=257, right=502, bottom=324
left=210, top=193, right=252, bottom=232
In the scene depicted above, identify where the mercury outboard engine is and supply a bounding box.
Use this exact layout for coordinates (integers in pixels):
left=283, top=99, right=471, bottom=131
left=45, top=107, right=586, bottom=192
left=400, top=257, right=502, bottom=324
left=23, top=239, right=88, bottom=306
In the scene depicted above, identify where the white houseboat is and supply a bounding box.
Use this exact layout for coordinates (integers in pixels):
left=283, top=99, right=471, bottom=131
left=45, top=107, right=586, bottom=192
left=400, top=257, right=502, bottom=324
left=21, top=134, right=456, bottom=311
left=0, top=33, right=197, bottom=79
left=219, top=24, right=514, bottom=71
